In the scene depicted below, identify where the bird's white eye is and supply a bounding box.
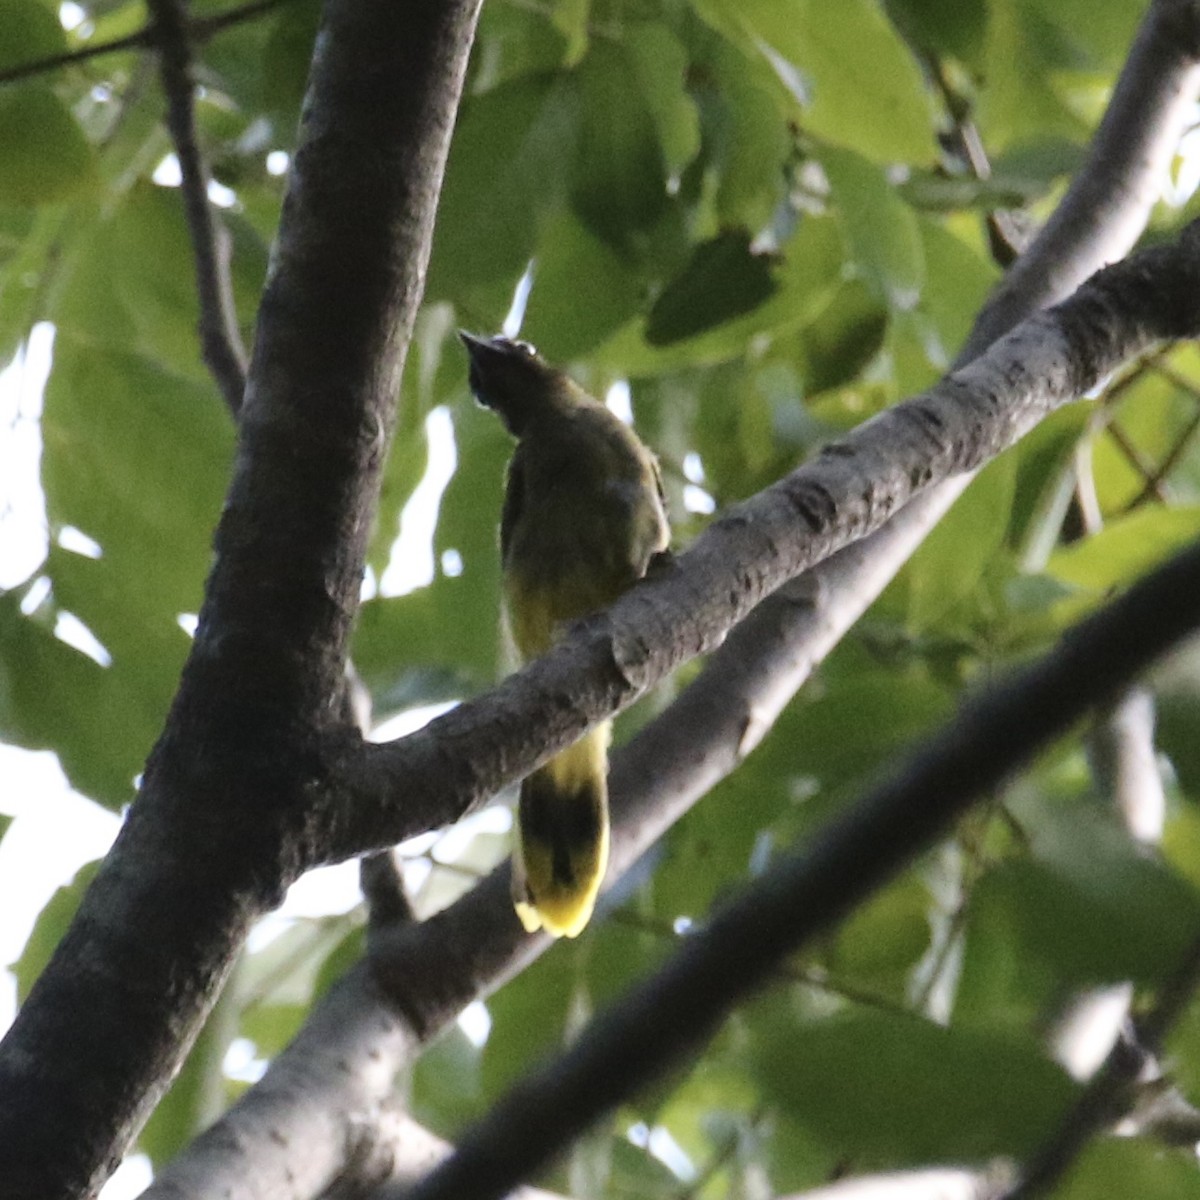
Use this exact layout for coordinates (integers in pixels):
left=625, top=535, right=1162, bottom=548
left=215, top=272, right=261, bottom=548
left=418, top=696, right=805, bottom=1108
left=511, top=339, right=537, bottom=357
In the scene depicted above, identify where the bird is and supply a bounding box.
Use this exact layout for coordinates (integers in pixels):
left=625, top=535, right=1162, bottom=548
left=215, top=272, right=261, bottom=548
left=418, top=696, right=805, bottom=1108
left=461, top=331, right=670, bottom=938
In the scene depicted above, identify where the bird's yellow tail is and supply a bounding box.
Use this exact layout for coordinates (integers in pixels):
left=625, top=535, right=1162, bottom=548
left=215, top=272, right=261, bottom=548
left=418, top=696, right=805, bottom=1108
left=511, top=723, right=611, bottom=938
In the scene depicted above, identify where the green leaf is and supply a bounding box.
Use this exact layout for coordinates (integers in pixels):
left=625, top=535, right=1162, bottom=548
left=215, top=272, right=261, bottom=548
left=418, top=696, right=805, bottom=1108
left=1025, top=0, right=1144, bottom=72
left=762, top=664, right=951, bottom=792
left=0, top=85, right=95, bottom=206
left=51, top=182, right=256, bottom=378
left=353, top=394, right=513, bottom=711
left=625, top=23, right=700, bottom=179
left=696, top=37, right=791, bottom=231
left=608, top=1138, right=683, bottom=1197
left=35, top=335, right=233, bottom=803
left=916, top=216, right=999, bottom=362
left=1091, top=369, right=1195, bottom=512
left=1167, top=984, right=1200, bottom=1110
left=748, top=1003, right=1079, bottom=1165
left=820, top=146, right=924, bottom=309
left=313, top=926, right=366, bottom=998
left=794, top=278, right=889, bottom=398
left=482, top=946, right=576, bottom=1100
left=520, top=210, right=647, bottom=361
left=1009, top=404, right=1091, bottom=550
left=593, top=213, right=846, bottom=376
left=0, top=591, right=142, bottom=805
left=978, top=1, right=1090, bottom=151
left=413, top=1024, right=486, bottom=1135
left=885, top=308, right=944, bottom=395
left=956, top=810, right=1200, bottom=1028
left=43, top=337, right=233, bottom=621
left=12, top=860, right=100, bottom=998
left=240, top=1002, right=308, bottom=1060
left=828, top=874, right=933, bottom=997
left=1159, top=692, right=1200, bottom=802
left=1053, top=1139, right=1200, bottom=1200
left=367, top=309, right=451, bottom=577
left=428, top=72, right=577, bottom=298
left=704, top=0, right=935, bottom=162
left=653, top=765, right=794, bottom=919
left=885, top=0, right=987, bottom=61
left=900, top=449, right=1017, bottom=632
left=474, top=0, right=575, bottom=86
left=260, top=0, right=322, bottom=137
left=0, top=0, right=67, bottom=72
left=570, top=40, right=668, bottom=251
left=690, top=361, right=788, bottom=504
left=1045, top=507, right=1200, bottom=595
left=646, top=232, right=777, bottom=346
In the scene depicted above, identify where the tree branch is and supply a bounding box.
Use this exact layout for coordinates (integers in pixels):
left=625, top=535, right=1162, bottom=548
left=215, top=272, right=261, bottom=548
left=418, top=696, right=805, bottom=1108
left=146, top=0, right=249, bottom=415
left=960, top=0, right=1200, bottom=361
left=325, top=223, right=1200, bottom=861
left=395, top=531, right=1200, bottom=1200
left=0, top=0, right=296, bottom=88
left=0, top=0, right=482, bottom=1194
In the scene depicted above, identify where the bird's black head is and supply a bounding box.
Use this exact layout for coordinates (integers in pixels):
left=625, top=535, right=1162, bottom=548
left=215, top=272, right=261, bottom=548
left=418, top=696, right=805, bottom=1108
left=459, top=332, right=555, bottom=436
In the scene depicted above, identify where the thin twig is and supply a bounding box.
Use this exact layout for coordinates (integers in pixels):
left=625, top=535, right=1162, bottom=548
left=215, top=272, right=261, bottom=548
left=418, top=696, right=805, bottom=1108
left=1103, top=419, right=1171, bottom=502
left=0, top=28, right=153, bottom=85
left=195, top=0, right=294, bottom=38
left=1123, top=369, right=1200, bottom=510
left=146, top=0, right=249, bottom=415
left=0, top=0, right=295, bottom=87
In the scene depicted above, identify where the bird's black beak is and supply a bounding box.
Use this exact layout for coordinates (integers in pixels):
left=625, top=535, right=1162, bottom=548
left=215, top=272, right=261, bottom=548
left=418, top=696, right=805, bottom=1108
left=460, top=330, right=498, bottom=403
left=458, top=330, right=490, bottom=360
left=460, top=330, right=506, bottom=387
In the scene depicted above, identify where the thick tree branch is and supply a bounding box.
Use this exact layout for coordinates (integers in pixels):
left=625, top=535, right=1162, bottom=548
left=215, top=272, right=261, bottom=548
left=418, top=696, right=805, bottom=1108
left=0, top=1, right=482, bottom=1196
left=396, top=531, right=1200, bottom=1200
left=317, top=1107, right=563, bottom=1200
left=326, top=223, right=1200, bottom=862
left=146, top=0, right=249, bottom=415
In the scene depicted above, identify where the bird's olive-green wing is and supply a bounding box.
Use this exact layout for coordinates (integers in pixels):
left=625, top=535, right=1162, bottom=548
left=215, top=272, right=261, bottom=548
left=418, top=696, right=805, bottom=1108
left=500, top=453, right=526, bottom=564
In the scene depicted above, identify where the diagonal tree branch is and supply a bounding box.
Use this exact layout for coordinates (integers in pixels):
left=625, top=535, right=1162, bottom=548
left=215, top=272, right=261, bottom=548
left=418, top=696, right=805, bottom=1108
left=146, top=0, right=249, bottom=415
left=962, top=0, right=1200, bottom=361
left=325, top=222, right=1200, bottom=862
left=395, top=529, right=1200, bottom=1200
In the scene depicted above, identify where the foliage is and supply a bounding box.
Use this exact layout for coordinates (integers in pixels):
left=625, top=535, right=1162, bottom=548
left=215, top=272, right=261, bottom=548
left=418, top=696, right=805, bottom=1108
left=3, top=0, right=1200, bottom=1193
